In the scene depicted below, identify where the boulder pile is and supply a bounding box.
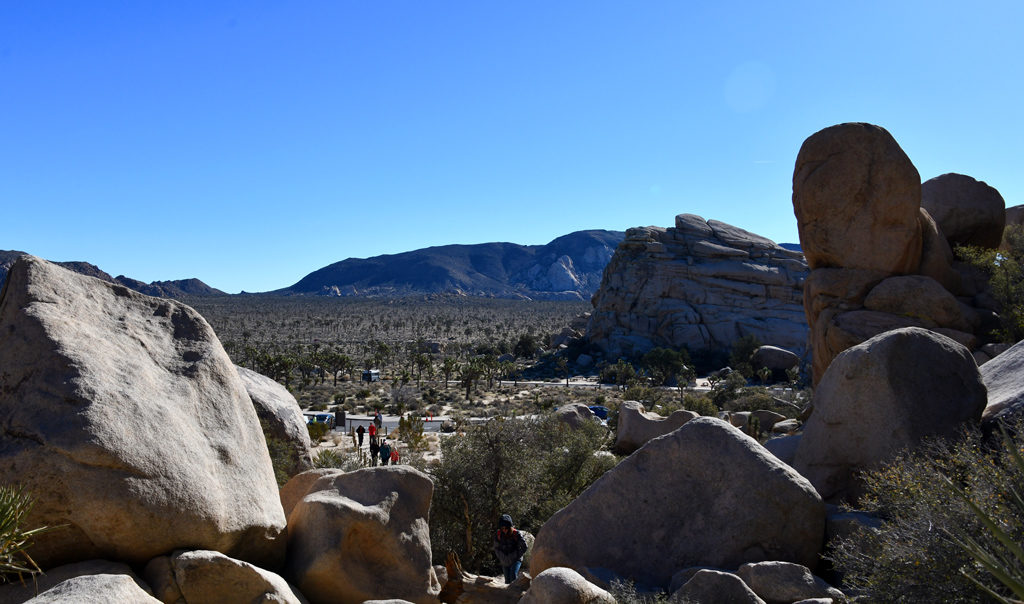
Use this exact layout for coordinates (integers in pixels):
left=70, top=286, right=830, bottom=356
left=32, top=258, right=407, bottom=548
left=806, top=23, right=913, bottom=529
left=792, top=123, right=1006, bottom=382
left=585, top=214, right=808, bottom=361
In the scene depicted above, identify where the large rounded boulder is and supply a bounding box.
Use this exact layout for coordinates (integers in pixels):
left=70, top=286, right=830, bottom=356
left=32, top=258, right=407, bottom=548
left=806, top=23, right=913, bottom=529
left=794, top=327, right=987, bottom=503
left=922, top=172, right=1006, bottom=249
left=0, top=256, right=286, bottom=568
left=792, top=122, right=922, bottom=274
left=531, top=418, right=824, bottom=589
left=284, top=466, right=440, bottom=604
left=237, top=365, right=313, bottom=479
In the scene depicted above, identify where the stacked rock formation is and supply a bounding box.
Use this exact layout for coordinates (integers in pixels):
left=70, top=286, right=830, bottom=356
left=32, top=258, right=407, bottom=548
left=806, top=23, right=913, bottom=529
left=792, top=123, right=1006, bottom=383
left=585, top=214, right=809, bottom=360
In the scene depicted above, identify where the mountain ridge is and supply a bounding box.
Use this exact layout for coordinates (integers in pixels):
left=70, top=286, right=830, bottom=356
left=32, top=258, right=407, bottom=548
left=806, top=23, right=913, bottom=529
left=278, top=229, right=626, bottom=300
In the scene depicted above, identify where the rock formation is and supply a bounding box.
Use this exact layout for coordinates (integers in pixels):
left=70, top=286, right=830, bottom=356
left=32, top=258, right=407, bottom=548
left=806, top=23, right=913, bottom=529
left=144, top=550, right=307, bottom=604
left=237, top=365, right=314, bottom=479
left=530, top=417, right=824, bottom=589
left=793, top=328, right=987, bottom=503
left=0, top=256, right=286, bottom=569
left=613, top=401, right=696, bottom=454
left=980, top=339, right=1024, bottom=425
left=922, top=173, right=1006, bottom=249
left=792, top=123, right=1006, bottom=382
left=585, top=214, right=809, bottom=360
left=518, top=567, right=616, bottom=604
left=284, top=467, right=440, bottom=604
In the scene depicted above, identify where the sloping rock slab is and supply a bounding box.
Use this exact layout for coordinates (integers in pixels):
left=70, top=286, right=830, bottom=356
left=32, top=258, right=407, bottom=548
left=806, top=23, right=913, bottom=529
left=531, top=417, right=824, bottom=588
left=0, top=256, right=285, bottom=568
left=23, top=574, right=159, bottom=604
left=981, top=339, right=1024, bottom=425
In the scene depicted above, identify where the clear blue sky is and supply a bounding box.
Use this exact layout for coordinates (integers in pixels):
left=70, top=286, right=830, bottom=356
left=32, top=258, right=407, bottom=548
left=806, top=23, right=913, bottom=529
left=3, top=1, right=1021, bottom=293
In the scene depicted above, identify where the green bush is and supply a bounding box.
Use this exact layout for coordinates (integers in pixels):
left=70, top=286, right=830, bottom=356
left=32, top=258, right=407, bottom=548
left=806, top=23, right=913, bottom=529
left=828, top=421, right=1024, bottom=603
left=0, top=485, right=56, bottom=584
left=307, top=422, right=330, bottom=443
left=312, top=448, right=367, bottom=471
left=428, top=416, right=614, bottom=574
left=680, top=393, right=718, bottom=417
left=957, top=225, right=1024, bottom=343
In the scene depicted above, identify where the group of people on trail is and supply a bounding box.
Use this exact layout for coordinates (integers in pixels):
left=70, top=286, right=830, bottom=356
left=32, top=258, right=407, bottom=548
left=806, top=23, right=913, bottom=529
left=355, top=410, right=399, bottom=466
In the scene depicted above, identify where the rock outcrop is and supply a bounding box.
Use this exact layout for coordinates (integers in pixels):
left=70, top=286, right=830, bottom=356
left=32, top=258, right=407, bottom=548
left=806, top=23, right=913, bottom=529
left=793, top=328, right=987, bottom=503
left=144, top=549, right=307, bottom=604
left=792, top=123, right=1006, bottom=382
left=922, top=173, right=1006, bottom=249
left=980, top=339, right=1024, bottom=425
left=23, top=574, right=160, bottom=603
left=530, top=417, right=825, bottom=589
left=0, top=256, right=286, bottom=569
left=237, top=365, right=313, bottom=479
left=518, top=567, right=616, bottom=604
left=613, top=401, right=697, bottom=454
left=0, top=560, right=151, bottom=604
left=284, top=467, right=440, bottom=604
left=585, top=214, right=809, bottom=360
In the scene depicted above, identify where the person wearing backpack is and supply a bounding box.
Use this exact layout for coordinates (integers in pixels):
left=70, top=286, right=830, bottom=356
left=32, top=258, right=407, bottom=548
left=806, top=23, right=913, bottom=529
left=379, top=438, right=392, bottom=467
left=493, top=514, right=528, bottom=584
left=369, top=434, right=380, bottom=466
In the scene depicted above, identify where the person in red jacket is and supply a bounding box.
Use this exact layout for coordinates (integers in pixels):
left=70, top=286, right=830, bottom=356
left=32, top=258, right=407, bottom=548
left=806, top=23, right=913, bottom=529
left=493, top=514, right=528, bottom=584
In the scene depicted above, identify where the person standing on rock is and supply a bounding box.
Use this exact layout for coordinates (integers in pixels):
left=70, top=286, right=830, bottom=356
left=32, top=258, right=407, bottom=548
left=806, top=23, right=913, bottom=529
left=369, top=434, right=380, bottom=466
left=379, top=438, right=392, bottom=466
left=356, top=424, right=365, bottom=448
left=493, top=514, right=528, bottom=584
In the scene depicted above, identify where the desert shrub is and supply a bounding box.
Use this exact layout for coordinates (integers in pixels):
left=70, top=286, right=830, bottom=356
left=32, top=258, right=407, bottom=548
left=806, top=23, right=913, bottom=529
left=312, top=448, right=366, bottom=471
left=608, top=579, right=671, bottom=603
left=728, top=334, right=762, bottom=379
left=623, top=384, right=663, bottom=406
left=396, top=415, right=426, bottom=451
left=723, top=388, right=775, bottom=413
left=957, top=225, right=1024, bottom=343
left=264, top=435, right=295, bottom=487
left=709, top=371, right=747, bottom=408
left=429, top=416, right=614, bottom=574
left=306, top=422, right=330, bottom=443
left=0, top=486, right=55, bottom=584
left=681, top=393, right=718, bottom=417
left=828, top=422, right=1024, bottom=603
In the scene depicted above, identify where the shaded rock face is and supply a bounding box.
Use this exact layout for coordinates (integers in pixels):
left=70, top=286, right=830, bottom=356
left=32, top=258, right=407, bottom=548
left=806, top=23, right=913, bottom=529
left=0, top=560, right=150, bottom=604
left=794, top=328, right=986, bottom=503
left=922, top=173, right=1006, bottom=249
left=980, top=339, right=1024, bottom=425
left=237, top=365, right=314, bottom=479
left=554, top=402, right=599, bottom=429
left=792, top=123, right=1004, bottom=382
left=613, top=401, right=697, bottom=454
left=285, top=467, right=440, bottom=604
left=530, top=418, right=825, bottom=589
left=0, top=256, right=286, bottom=569
left=585, top=214, right=809, bottom=360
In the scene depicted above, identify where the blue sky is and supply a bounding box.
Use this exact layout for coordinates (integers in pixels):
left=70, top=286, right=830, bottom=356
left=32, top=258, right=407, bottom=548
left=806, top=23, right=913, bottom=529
left=3, top=1, right=1022, bottom=293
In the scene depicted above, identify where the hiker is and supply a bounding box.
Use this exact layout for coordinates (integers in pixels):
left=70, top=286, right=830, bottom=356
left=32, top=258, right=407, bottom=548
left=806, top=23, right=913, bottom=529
left=390, top=445, right=400, bottom=465
left=493, top=514, right=528, bottom=584
left=374, top=410, right=383, bottom=432
left=379, top=438, right=392, bottom=466
left=356, top=424, right=365, bottom=448
left=368, top=422, right=377, bottom=440
left=369, top=434, right=380, bottom=466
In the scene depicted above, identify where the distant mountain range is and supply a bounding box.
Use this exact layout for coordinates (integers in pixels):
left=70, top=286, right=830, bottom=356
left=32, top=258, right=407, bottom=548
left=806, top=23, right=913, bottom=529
left=0, top=250, right=226, bottom=299
left=0, top=229, right=627, bottom=301
left=277, top=229, right=626, bottom=300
